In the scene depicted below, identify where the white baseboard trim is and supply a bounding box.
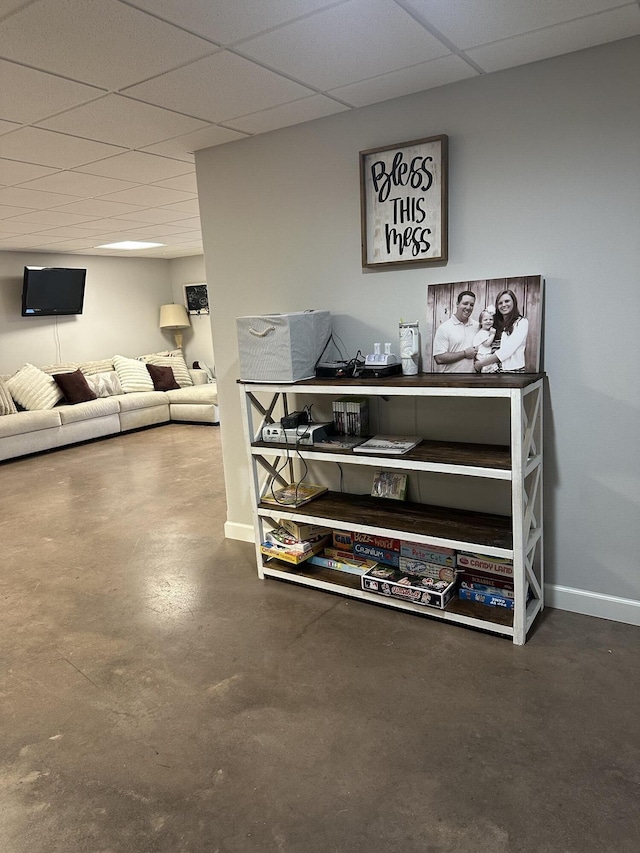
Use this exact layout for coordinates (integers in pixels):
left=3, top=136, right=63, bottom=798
left=220, top=528, right=640, bottom=627
left=224, top=520, right=255, bottom=543
left=545, top=583, right=640, bottom=627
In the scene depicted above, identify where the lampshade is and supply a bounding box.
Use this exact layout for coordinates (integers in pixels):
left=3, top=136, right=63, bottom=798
left=159, top=303, right=190, bottom=330
left=159, top=303, right=190, bottom=348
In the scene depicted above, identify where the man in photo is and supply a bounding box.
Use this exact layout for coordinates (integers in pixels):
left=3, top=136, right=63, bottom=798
left=432, top=290, right=479, bottom=372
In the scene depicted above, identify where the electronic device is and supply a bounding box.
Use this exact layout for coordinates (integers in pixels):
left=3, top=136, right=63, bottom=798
left=261, top=422, right=331, bottom=445
left=361, top=363, right=403, bottom=378
left=281, top=411, right=309, bottom=429
left=365, top=342, right=398, bottom=367
left=22, top=266, right=86, bottom=316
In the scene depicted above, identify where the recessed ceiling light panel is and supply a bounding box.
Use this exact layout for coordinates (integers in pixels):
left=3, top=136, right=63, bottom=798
left=95, top=241, right=165, bottom=249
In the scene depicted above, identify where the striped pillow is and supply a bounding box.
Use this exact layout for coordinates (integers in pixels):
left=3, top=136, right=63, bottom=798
left=6, top=363, right=64, bottom=411
left=79, top=358, right=115, bottom=375
left=144, top=352, right=193, bottom=387
left=113, top=355, right=154, bottom=393
left=0, top=377, right=17, bottom=415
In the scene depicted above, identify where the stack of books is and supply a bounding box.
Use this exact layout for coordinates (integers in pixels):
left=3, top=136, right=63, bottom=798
left=332, top=397, right=369, bottom=436
left=260, top=523, right=330, bottom=565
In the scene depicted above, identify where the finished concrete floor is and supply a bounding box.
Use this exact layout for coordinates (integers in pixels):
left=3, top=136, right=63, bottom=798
left=1, top=424, right=638, bottom=853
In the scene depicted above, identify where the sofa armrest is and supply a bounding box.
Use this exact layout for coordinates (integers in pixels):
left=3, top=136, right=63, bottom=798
left=189, top=369, right=209, bottom=385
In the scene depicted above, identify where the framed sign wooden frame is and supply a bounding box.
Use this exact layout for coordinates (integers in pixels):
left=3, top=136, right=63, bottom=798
left=360, top=134, right=448, bottom=269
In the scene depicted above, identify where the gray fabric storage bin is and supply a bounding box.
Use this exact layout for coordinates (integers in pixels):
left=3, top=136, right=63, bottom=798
left=236, top=310, right=331, bottom=382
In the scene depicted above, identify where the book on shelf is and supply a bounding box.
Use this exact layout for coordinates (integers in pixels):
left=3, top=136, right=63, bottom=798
left=313, top=434, right=368, bottom=450
left=307, top=552, right=378, bottom=576
left=371, top=469, right=408, bottom=501
left=353, top=435, right=422, bottom=455
left=264, top=526, right=330, bottom=552
left=260, top=540, right=326, bottom=565
left=260, top=482, right=328, bottom=508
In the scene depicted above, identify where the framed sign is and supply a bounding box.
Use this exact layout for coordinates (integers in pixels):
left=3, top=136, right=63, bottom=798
left=184, top=283, right=209, bottom=315
left=360, top=134, right=448, bottom=269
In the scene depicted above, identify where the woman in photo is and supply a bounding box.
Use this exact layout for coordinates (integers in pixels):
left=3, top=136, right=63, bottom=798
left=474, top=289, right=529, bottom=373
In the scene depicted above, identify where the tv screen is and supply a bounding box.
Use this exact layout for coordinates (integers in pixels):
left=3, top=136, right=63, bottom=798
left=22, top=266, right=86, bottom=316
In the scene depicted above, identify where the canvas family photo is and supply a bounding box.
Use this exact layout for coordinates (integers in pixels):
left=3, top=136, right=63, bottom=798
left=425, top=276, right=543, bottom=374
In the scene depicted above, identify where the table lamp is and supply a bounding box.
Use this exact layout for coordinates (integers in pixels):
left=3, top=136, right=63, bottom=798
left=159, top=303, right=190, bottom=348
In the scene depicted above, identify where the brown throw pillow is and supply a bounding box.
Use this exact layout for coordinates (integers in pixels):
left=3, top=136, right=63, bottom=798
left=53, top=369, right=98, bottom=404
left=146, top=363, right=180, bottom=391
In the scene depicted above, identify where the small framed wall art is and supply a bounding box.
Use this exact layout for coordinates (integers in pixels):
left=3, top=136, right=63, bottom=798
left=360, top=134, right=448, bottom=269
left=184, top=283, right=209, bottom=315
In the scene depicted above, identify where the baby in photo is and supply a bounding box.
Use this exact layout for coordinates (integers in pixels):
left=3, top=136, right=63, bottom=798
left=473, top=307, right=499, bottom=373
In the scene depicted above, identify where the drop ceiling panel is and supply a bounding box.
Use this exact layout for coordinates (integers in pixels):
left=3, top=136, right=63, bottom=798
left=125, top=0, right=346, bottom=44
left=228, top=94, right=350, bottom=134
left=159, top=199, right=200, bottom=215
left=328, top=55, right=478, bottom=108
left=74, top=151, right=193, bottom=182
left=16, top=171, right=139, bottom=197
left=98, top=185, right=195, bottom=208
left=123, top=52, right=315, bottom=122
left=113, top=208, right=195, bottom=225
left=51, top=199, right=144, bottom=217
left=60, top=218, right=143, bottom=233
left=8, top=209, right=102, bottom=226
left=0, top=186, right=79, bottom=209
left=151, top=173, right=198, bottom=193
left=0, top=0, right=34, bottom=15
left=141, top=126, right=248, bottom=160
left=0, top=220, right=43, bottom=234
left=466, top=5, right=640, bottom=72
left=0, top=203, right=35, bottom=218
left=0, top=119, right=21, bottom=134
left=38, top=95, right=210, bottom=149
left=403, top=0, right=632, bottom=49
left=0, top=159, right=56, bottom=186
left=0, top=0, right=218, bottom=89
left=0, top=127, right=125, bottom=169
left=0, top=60, right=104, bottom=124
left=237, top=0, right=450, bottom=91
left=0, top=233, right=61, bottom=247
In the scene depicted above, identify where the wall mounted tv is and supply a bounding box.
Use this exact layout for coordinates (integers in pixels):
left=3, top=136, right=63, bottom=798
left=22, top=266, right=86, bottom=316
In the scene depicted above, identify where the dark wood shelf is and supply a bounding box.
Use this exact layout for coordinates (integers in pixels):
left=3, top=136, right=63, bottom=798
left=261, top=559, right=513, bottom=629
left=258, top=491, right=513, bottom=551
left=240, top=373, right=544, bottom=390
left=253, top=437, right=512, bottom=471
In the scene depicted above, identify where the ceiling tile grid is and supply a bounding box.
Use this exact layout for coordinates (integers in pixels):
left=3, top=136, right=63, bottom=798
left=0, top=0, right=636, bottom=257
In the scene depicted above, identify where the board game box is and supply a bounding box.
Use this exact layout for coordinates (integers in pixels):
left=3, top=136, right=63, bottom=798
left=361, top=565, right=456, bottom=609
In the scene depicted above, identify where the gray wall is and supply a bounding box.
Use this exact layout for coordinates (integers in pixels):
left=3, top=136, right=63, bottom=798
left=0, top=251, right=215, bottom=374
left=0, top=252, right=174, bottom=372
left=196, top=37, right=640, bottom=624
left=168, top=254, right=215, bottom=371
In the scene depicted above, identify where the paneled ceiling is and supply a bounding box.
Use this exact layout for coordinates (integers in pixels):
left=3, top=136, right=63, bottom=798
left=0, top=0, right=638, bottom=258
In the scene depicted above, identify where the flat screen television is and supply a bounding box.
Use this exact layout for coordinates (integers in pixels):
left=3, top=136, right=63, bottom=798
left=22, top=266, right=86, bottom=316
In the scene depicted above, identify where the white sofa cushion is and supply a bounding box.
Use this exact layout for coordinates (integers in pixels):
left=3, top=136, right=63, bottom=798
left=0, top=377, right=17, bottom=415
left=0, top=408, right=62, bottom=438
left=165, top=383, right=218, bottom=405
left=117, top=390, right=168, bottom=411
left=113, top=355, right=154, bottom=393
left=7, top=363, right=64, bottom=411
left=57, top=397, right=120, bottom=425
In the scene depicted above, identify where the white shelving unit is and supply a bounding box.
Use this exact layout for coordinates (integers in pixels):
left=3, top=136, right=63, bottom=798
left=239, top=374, right=545, bottom=645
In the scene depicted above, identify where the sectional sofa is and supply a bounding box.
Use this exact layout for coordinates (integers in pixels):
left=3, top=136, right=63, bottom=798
left=0, top=349, right=219, bottom=463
